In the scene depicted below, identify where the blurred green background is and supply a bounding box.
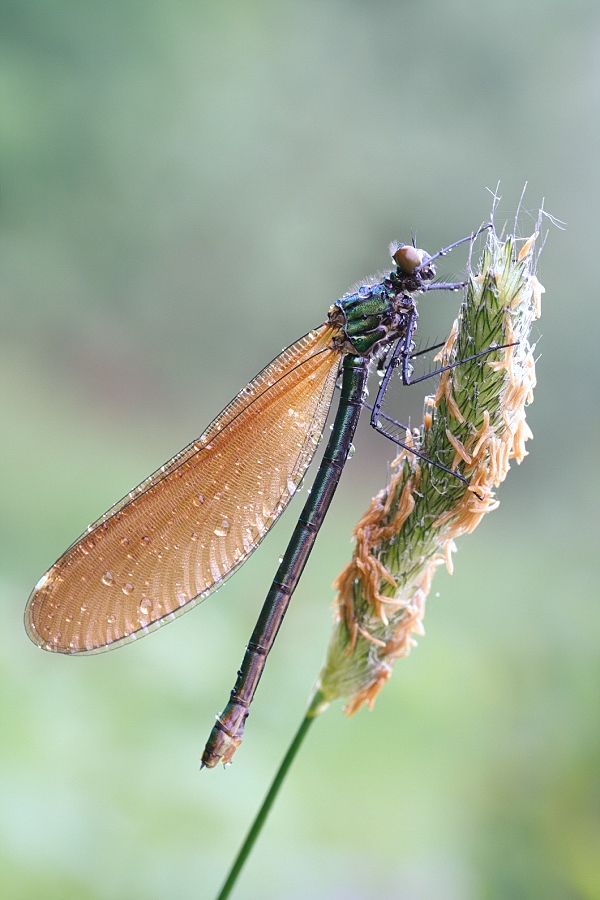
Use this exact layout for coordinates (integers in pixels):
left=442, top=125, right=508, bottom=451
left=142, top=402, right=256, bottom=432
left=1, top=1, right=598, bottom=898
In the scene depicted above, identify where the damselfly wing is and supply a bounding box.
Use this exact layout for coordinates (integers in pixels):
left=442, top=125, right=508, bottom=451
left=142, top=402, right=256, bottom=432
left=25, top=324, right=341, bottom=653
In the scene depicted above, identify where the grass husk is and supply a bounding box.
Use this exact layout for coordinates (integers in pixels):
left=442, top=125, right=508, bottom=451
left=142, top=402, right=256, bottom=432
left=314, top=224, right=543, bottom=713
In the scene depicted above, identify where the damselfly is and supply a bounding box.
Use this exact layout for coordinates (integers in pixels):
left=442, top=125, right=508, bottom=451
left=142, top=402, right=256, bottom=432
left=25, top=228, right=503, bottom=767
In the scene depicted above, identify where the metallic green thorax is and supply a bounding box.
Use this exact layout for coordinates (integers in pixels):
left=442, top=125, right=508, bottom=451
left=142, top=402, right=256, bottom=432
left=329, top=256, right=436, bottom=355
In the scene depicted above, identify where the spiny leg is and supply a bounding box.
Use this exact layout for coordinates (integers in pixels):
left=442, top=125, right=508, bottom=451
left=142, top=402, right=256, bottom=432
left=369, top=340, right=518, bottom=487
left=416, top=223, right=492, bottom=270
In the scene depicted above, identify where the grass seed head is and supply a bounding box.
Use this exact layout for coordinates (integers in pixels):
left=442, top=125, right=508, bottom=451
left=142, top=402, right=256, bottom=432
left=311, top=223, right=543, bottom=716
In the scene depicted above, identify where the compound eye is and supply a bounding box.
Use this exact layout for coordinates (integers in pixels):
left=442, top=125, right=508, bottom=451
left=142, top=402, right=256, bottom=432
left=392, top=244, right=424, bottom=273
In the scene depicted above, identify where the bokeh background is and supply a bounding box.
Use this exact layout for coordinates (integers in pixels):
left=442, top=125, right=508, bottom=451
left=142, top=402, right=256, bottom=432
left=2, top=1, right=599, bottom=898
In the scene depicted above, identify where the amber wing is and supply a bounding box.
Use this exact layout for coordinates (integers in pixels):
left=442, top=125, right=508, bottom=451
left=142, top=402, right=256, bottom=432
left=26, top=324, right=341, bottom=653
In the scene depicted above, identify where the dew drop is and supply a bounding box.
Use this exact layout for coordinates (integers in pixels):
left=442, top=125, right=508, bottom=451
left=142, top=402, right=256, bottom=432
left=347, top=443, right=356, bottom=460
left=65, top=614, right=73, bottom=623
left=80, top=604, right=88, bottom=613
left=122, top=583, right=134, bottom=596
left=214, top=519, right=230, bottom=537
left=120, top=537, right=130, bottom=547
left=101, top=571, right=114, bottom=586
left=107, top=615, right=116, bottom=625
left=141, top=535, right=150, bottom=543
left=139, top=598, right=152, bottom=615
left=190, top=531, right=199, bottom=541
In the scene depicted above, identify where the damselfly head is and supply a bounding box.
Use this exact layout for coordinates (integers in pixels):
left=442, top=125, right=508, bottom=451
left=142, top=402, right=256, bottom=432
left=390, top=243, right=435, bottom=280
left=390, top=243, right=423, bottom=272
